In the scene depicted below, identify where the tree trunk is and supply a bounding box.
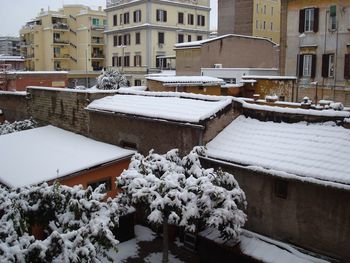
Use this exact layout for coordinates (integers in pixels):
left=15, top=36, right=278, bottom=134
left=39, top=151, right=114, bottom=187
left=162, top=216, right=169, bottom=263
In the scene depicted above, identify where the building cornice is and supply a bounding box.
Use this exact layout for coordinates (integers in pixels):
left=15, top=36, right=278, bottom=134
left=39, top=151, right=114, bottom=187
left=104, top=24, right=210, bottom=35
left=106, top=0, right=210, bottom=12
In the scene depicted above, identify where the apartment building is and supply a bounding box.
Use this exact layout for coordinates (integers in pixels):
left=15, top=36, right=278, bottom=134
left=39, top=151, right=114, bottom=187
left=20, top=5, right=106, bottom=72
left=283, top=0, right=350, bottom=101
left=105, top=0, right=210, bottom=86
left=218, top=0, right=281, bottom=44
left=0, top=37, right=20, bottom=56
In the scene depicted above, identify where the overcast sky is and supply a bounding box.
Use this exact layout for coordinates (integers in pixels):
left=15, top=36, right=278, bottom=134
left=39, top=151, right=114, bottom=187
left=0, top=0, right=218, bottom=37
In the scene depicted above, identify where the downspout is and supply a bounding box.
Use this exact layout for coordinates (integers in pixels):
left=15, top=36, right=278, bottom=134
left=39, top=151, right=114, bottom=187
left=333, top=20, right=339, bottom=101
left=322, top=10, right=328, bottom=100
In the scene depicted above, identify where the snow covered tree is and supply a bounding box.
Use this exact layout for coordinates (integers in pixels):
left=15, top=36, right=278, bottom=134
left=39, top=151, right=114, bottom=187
left=0, top=118, right=37, bottom=135
left=96, top=68, right=127, bottom=90
left=118, top=147, right=247, bottom=263
left=0, top=183, right=130, bottom=262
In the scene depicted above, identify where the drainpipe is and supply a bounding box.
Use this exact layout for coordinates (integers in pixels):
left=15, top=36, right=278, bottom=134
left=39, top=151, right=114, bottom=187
left=333, top=20, right=339, bottom=101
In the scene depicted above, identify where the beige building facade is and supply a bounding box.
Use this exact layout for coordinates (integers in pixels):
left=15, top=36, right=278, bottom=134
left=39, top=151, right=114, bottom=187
left=105, top=0, right=210, bottom=86
left=20, top=5, right=106, bottom=73
left=283, top=0, right=350, bottom=102
left=218, top=0, right=281, bottom=44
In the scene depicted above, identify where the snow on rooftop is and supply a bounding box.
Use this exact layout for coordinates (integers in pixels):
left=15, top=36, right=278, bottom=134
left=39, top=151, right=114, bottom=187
left=242, top=75, right=297, bottom=80
left=206, top=115, right=350, bottom=186
left=174, top=34, right=277, bottom=48
left=87, top=91, right=232, bottom=123
left=200, top=228, right=329, bottom=263
left=0, top=126, right=135, bottom=188
left=146, top=76, right=224, bottom=84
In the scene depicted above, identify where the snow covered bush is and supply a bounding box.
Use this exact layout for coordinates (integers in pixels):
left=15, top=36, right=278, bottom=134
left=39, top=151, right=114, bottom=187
left=0, top=118, right=37, bottom=135
left=0, top=183, right=129, bottom=262
left=118, top=147, right=247, bottom=262
left=96, top=68, right=127, bottom=90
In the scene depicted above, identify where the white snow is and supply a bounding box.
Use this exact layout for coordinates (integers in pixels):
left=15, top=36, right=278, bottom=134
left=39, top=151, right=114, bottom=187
left=0, top=126, right=135, bottom=188
left=0, top=90, right=27, bottom=96
left=144, top=252, right=185, bottom=263
left=27, top=86, right=119, bottom=94
left=242, top=75, right=297, bottom=80
left=235, top=98, right=350, bottom=118
left=200, top=228, right=329, bottom=263
left=87, top=92, right=232, bottom=123
left=146, top=76, right=224, bottom=84
left=134, top=225, right=156, bottom=242
left=206, top=115, right=350, bottom=186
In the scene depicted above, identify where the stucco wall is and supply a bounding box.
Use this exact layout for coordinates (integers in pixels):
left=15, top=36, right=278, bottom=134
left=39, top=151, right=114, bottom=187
left=202, top=158, right=350, bottom=261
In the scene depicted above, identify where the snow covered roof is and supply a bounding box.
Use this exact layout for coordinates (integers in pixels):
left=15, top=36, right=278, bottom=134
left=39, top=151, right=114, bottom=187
left=0, top=55, right=25, bottom=62
left=242, top=75, right=297, bottom=80
left=206, top=115, right=350, bottom=187
left=174, top=34, right=278, bottom=49
left=87, top=90, right=232, bottom=124
left=0, top=126, right=135, bottom=188
left=146, top=76, right=224, bottom=85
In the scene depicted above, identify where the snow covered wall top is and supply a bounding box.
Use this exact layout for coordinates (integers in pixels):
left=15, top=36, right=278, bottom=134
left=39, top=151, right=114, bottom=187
left=206, top=116, right=350, bottom=187
left=0, top=126, right=135, bottom=188
left=87, top=91, right=233, bottom=123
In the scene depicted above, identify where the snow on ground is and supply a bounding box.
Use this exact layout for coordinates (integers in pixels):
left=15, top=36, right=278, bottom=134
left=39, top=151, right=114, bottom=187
left=0, top=126, right=135, bottom=187
left=135, top=225, right=157, bottom=242
left=144, top=252, right=185, bottom=263
left=87, top=93, right=232, bottom=123
left=206, top=115, right=350, bottom=186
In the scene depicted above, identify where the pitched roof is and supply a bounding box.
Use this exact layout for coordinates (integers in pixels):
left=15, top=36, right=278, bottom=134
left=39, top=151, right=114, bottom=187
left=0, top=126, right=135, bottom=188
left=87, top=90, right=232, bottom=124
left=206, top=115, right=350, bottom=187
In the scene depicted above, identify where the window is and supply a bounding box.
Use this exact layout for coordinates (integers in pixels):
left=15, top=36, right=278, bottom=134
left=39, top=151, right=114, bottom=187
left=299, top=8, right=319, bottom=33
left=345, top=54, right=350, bottom=79
left=197, top=35, right=202, bottom=41
left=275, top=179, right=288, bottom=199
left=329, top=5, right=336, bottom=31
left=113, top=15, right=117, bottom=26
left=123, top=34, right=130, bottom=45
left=271, top=6, right=274, bottom=15
left=118, top=35, right=123, bottom=45
left=270, top=22, right=273, bottom=31
left=124, top=12, right=130, bottom=24
left=264, top=5, right=266, bottom=14
left=178, top=34, right=184, bottom=43
left=120, top=14, right=123, bottom=24
left=256, top=3, right=259, bottom=13
left=188, top=35, right=192, bottom=42
left=117, top=56, right=122, bottom=67
left=87, top=178, right=112, bottom=192
left=188, top=14, right=194, bottom=25
left=178, top=12, right=184, bottom=24
left=134, top=79, right=142, bottom=86
left=134, top=10, right=142, bottom=23
left=197, top=15, right=205, bottom=26
left=322, top=54, right=335, bottom=78
left=124, top=55, right=130, bottom=67
left=298, top=54, right=316, bottom=78
left=135, top=32, right=141, bottom=44
left=156, top=55, right=167, bottom=68
left=156, top=9, right=167, bottom=22
left=263, top=21, right=266, bottom=30
left=256, top=20, right=258, bottom=29
left=158, top=32, right=164, bottom=44
left=92, top=18, right=99, bottom=26
left=113, top=35, right=118, bottom=46
left=112, top=55, right=117, bottom=66
left=134, top=54, right=142, bottom=67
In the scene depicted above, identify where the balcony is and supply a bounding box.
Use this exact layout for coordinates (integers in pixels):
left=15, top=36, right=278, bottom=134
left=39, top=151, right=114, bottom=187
left=53, top=23, right=69, bottom=31
left=54, top=53, right=70, bottom=59
left=53, top=38, right=69, bottom=45
left=91, top=24, right=105, bottom=30
left=91, top=53, right=104, bottom=59
left=91, top=38, right=104, bottom=45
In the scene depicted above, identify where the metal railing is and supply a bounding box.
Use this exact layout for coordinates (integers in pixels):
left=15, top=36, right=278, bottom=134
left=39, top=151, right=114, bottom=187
left=53, top=23, right=69, bottom=30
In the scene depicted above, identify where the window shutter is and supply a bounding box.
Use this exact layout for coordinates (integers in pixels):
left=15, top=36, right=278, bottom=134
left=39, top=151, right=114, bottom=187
left=311, top=54, right=317, bottom=78
left=139, top=56, right=142, bottom=67
left=164, top=11, right=167, bottom=22
left=156, top=10, right=160, bottom=21
left=313, top=8, right=319, bottom=33
left=134, top=56, right=136, bottom=67
left=322, top=54, right=329, bottom=78
left=202, top=16, right=205, bottom=26
left=133, top=11, right=136, bottom=23
left=344, top=54, right=350, bottom=79
left=113, top=15, right=117, bottom=26
left=299, top=9, right=305, bottom=33
left=298, top=54, right=303, bottom=77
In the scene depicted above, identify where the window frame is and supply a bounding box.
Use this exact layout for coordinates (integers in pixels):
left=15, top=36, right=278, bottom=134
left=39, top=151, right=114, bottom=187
left=178, top=12, right=184, bottom=24
left=158, top=32, right=165, bottom=44
left=304, top=8, right=314, bottom=32
left=303, top=54, right=313, bottom=77
left=188, top=13, right=194, bottom=25
left=134, top=10, right=142, bottom=23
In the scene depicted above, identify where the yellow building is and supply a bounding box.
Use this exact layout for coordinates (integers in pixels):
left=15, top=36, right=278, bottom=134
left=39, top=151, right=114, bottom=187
left=218, top=0, right=281, bottom=44
left=105, top=0, right=211, bottom=86
left=20, top=5, right=106, bottom=72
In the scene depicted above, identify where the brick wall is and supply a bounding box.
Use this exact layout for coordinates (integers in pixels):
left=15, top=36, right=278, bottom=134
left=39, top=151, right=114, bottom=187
left=27, top=87, right=117, bottom=135
left=0, top=92, right=29, bottom=121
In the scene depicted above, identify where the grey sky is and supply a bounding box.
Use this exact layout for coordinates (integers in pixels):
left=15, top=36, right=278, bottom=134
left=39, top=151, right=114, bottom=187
left=0, top=0, right=218, bottom=37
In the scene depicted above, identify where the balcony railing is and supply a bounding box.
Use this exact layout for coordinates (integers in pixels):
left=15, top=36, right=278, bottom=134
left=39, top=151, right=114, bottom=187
left=53, top=38, right=69, bottom=44
left=91, top=38, right=103, bottom=44
left=92, top=53, right=104, bottom=58
left=91, top=24, right=106, bottom=30
left=54, top=53, right=70, bottom=59
left=53, top=23, right=69, bottom=30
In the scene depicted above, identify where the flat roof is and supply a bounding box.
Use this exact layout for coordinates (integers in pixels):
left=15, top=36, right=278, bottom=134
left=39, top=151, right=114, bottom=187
left=206, top=115, right=350, bottom=188
left=146, top=76, right=225, bottom=84
left=0, top=126, right=135, bottom=188
left=242, top=75, right=297, bottom=80
left=87, top=90, right=232, bottom=124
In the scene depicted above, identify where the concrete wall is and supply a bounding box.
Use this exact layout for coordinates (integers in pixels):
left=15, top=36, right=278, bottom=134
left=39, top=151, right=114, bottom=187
left=202, top=159, right=350, bottom=261
left=0, top=92, right=30, bottom=121
left=176, top=35, right=279, bottom=76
